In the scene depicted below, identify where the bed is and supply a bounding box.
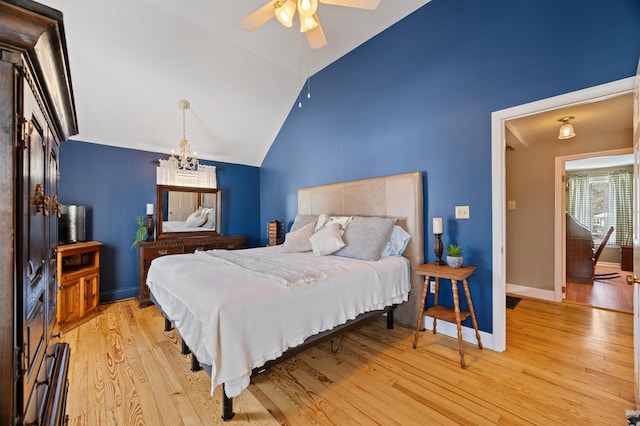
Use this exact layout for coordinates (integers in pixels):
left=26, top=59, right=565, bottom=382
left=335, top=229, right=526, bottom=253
left=146, top=172, right=424, bottom=420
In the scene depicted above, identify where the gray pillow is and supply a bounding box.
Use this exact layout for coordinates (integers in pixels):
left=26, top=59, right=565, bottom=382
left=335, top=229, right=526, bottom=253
left=335, top=216, right=397, bottom=261
left=281, top=222, right=315, bottom=253
left=289, top=214, right=319, bottom=233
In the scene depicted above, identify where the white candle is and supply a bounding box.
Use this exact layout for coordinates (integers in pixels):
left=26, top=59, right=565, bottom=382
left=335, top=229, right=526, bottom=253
left=433, top=217, right=443, bottom=234
left=146, top=203, right=154, bottom=215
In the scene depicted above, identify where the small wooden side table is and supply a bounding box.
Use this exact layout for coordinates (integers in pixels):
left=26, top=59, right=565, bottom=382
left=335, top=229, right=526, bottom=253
left=413, top=263, right=482, bottom=368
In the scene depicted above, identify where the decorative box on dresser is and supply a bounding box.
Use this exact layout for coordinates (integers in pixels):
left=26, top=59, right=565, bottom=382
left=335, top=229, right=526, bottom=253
left=267, top=220, right=285, bottom=246
left=0, top=1, right=78, bottom=424
left=138, top=235, right=247, bottom=307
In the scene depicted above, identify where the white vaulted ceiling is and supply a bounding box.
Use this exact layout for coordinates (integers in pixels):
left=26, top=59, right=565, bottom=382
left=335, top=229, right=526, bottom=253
left=44, top=0, right=430, bottom=166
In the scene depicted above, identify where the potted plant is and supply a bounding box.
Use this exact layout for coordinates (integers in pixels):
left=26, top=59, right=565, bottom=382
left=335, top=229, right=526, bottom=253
left=131, top=215, right=148, bottom=249
left=446, top=243, right=463, bottom=268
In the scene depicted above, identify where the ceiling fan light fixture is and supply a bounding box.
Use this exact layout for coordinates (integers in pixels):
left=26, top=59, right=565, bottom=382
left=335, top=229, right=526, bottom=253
left=297, top=0, right=318, bottom=16
left=300, top=14, right=318, bottom=32
left=275, top=0, right=296, bottom=27
left=558, top=116, right=576, bottom=140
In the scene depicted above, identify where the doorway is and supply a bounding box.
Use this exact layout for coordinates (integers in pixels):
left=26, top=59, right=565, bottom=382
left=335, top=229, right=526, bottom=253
left=562, top=151, right=634, bottom=313
left=490, top=76, right=636, bottom=352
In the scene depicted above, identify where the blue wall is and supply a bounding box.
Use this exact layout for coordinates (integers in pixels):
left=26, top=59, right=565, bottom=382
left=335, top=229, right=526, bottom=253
left=59, top=141, right=260, bottom=302
left=259, top=0, right=640, bottom=333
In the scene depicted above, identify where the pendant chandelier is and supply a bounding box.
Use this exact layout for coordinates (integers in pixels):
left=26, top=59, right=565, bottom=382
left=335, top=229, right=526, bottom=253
left=168, top=99, right=199, bottom=171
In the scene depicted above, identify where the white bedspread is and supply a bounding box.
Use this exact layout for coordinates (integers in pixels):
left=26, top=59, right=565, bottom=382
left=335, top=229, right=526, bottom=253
left=162, top=220, right=214, bottom=232
left=202, top=249, right=328, bottom=287
left=146, top=246, right=410, bottom=398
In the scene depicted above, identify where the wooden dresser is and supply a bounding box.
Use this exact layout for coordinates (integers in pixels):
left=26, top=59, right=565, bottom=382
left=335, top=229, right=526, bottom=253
left=138, top=235, right=247, bottom=307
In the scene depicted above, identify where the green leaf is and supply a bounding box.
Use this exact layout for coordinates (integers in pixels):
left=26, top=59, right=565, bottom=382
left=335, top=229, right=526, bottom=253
left=131, top=215, right=148, bottom=248
left=447, top=243, right=462, bottom=256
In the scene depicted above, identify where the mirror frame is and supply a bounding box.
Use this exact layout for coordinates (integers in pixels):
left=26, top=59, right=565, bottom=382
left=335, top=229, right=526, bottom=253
left=156, top=184, right=222, bottom=239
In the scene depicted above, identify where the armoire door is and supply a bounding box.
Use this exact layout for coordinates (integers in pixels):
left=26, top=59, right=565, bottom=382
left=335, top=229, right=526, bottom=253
left=20, top=74, right=50, bottom=421
left=46, top=129, right=60, bottom=373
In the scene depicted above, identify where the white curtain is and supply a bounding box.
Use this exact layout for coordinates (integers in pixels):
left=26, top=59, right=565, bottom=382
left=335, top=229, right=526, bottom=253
left=156, top=160, right=217, bottom=188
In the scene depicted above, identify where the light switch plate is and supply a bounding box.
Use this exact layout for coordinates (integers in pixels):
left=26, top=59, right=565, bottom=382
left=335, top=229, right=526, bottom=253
left=455, top=205, right=470, bottom=219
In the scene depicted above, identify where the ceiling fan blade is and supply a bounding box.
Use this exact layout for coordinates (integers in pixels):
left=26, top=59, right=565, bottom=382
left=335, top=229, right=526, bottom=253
left=319, top=0, right=380, bottom=10
left=238, top=1, right=275, bottom=32
left=305, top=14, right=327, bottom=49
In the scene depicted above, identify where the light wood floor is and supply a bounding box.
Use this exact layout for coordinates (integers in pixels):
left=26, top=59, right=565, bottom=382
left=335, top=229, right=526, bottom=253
left=61, top=298, right=635, bottom=425
left=566, top=265, right=634, bottom=312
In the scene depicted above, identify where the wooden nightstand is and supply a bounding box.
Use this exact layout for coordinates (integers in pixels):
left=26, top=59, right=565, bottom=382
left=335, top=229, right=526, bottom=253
left=412, top=263, right=482, bottom=368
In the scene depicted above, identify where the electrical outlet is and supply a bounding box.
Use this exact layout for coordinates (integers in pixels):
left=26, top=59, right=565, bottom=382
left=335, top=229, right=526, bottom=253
left=455, top=205, right=470, bottom=219
left=430, top=280, right=436, bottom=294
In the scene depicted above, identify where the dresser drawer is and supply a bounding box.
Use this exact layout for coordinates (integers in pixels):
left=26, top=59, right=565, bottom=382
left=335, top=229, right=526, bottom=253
left=216, top=237, right=245, bottom=250
left=143, top=246, right=183, bottom=259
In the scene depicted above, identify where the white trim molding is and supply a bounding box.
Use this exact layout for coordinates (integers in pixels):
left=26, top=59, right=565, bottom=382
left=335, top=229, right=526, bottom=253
left=491, top=76, right=635, bottom=353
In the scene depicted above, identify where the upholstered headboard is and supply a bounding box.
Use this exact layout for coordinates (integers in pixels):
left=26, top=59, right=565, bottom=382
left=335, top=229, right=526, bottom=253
left=297, top=172, right=424, bottom=328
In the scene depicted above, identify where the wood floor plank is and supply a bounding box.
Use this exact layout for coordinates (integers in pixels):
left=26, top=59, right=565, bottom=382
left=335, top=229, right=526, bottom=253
left=61, top=298, right=635, bottom=425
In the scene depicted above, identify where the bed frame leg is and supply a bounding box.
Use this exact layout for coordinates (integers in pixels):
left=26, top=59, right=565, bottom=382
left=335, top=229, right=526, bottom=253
left=181, top=338, right=191, bottom=355
left=190, top=353, right=200, bottom=372
left=221, top=384, right=235, bottom=421
left=387, top=307, right=395, bottom=329
left=164, top=316, right=172, bottom=332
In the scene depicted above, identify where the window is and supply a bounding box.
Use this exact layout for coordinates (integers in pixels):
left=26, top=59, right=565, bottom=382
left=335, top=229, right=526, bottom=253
left=567, top=168, right=632, bottom=247
left=589, top=176, right=612, bottom=245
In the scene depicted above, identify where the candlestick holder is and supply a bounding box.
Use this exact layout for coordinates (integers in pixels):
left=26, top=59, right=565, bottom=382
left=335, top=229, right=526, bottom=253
left=146, top=214, right=155, bottom=241
left=433, top=233, right=445, bottom=265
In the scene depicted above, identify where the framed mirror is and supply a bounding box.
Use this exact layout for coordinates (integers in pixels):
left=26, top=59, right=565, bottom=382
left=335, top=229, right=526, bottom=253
left=156, top=184, right=222, bottom=239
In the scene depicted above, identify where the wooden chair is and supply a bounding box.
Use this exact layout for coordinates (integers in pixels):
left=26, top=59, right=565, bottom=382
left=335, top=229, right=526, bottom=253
left=593, top=226, right=614, bottom=279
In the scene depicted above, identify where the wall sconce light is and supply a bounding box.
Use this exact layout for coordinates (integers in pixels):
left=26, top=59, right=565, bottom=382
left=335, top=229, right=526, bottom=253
left=558, top=116, right=576, bottom=140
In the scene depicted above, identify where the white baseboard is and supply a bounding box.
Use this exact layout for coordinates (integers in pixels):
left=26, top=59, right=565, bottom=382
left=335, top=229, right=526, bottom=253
left=420, top=315, right=495, bottom=350
left=506, top=283, right=555, bottom=301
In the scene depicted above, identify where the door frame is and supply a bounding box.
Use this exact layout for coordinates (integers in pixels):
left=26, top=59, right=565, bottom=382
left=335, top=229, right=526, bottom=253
left=491, top=76, right=635, bottom=352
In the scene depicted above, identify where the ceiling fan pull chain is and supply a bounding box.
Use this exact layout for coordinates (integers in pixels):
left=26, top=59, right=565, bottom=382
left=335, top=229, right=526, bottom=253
left=298, top=29, right=303, bottom=108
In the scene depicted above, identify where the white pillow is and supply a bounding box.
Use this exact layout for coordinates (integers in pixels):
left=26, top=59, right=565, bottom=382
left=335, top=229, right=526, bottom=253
left=309, top=223, right=345, bottom=256
left=315, top=214, right=353, bottom=232
left=202, top=208, right=216, bottom=229
left=381, top=225, right=411, bottom=257
left=185, top=210, right=207, bottom=228
left=281, top=222, right=315, bottom=253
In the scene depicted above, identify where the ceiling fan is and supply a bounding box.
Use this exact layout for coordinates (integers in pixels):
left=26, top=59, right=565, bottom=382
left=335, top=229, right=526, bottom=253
left=238, top=0, right=380, bottom=49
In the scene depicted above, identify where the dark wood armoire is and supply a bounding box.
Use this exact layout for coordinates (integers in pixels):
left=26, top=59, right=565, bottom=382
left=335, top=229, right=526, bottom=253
left=0, top=1, right=78, bottom=424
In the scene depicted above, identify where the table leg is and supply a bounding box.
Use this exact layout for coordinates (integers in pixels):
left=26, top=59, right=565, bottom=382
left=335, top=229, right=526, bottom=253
left=413, top=275, right=430, bottom=349
left=462, top=279, right=483, bottom=350
left=432, top=277, right=440, bottom=334
left=451, top=279, right=465, bottom=368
